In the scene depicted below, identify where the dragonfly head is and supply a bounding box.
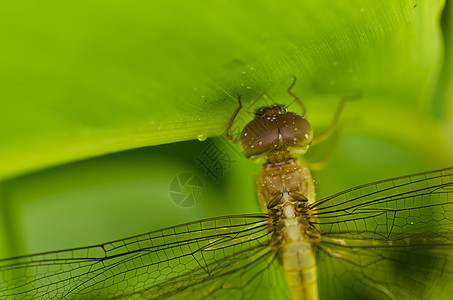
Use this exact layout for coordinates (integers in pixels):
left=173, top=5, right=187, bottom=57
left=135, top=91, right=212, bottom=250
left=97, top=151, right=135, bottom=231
left=240, top=105, right=313, bottom=160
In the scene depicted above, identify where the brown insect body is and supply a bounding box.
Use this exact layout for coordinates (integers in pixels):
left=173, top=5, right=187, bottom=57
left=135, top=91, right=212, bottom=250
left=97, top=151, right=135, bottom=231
left=233, top=102, right=319, bottom=299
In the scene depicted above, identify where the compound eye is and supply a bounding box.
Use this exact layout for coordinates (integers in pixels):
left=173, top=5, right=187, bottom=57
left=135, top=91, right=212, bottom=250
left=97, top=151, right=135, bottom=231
left=278, top=112, right=313, bottom=147
left=239, top=116, right=280, bottom=157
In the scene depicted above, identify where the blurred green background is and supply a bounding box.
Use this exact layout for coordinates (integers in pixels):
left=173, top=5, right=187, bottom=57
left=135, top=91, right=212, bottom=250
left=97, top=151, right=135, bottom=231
left=0, top=0, right=452, bottom=297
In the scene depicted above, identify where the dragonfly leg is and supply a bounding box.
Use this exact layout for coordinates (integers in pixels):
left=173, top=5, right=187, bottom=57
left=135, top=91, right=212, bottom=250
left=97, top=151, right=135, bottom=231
left=307, top=92, right=361, bottom=170
left=287, top=76, right=307, bottom=117
left=225, top=95, right=243, bottom=144
left=307, top=126, right=342, bottom=170
left=311, top=92, right=362, bottom=147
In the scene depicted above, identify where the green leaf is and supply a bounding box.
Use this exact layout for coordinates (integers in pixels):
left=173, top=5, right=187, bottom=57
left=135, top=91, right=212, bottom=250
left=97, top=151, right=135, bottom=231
left=0, top=0, right=450, bottom=179
left=0, top=0, right=452, bottom=299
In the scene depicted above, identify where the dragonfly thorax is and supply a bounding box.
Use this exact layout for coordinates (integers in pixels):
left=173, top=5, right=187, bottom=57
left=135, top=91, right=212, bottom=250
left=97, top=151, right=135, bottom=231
left=257, top=158, right=315, bottom=212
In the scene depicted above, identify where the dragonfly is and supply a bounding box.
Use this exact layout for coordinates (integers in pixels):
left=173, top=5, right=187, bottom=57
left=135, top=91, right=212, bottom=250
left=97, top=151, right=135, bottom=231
left=0, top=80, right=453, bottom=299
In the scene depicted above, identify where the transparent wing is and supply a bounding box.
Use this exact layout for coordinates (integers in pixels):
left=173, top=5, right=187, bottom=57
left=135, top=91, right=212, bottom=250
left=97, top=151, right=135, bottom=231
left=0, top=214, right=286, bottom=300
left=310, top=167, right=453, bottom=299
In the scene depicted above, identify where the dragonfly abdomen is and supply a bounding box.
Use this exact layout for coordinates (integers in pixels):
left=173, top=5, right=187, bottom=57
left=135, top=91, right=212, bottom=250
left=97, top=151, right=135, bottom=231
left=279, top=202, right=319, bottom=300
left=282, top=239, right=318, bottom=300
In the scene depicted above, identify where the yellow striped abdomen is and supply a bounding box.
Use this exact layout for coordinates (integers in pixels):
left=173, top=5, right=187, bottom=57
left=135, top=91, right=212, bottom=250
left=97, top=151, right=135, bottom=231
left=282, top=240, right=318, bottom=300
